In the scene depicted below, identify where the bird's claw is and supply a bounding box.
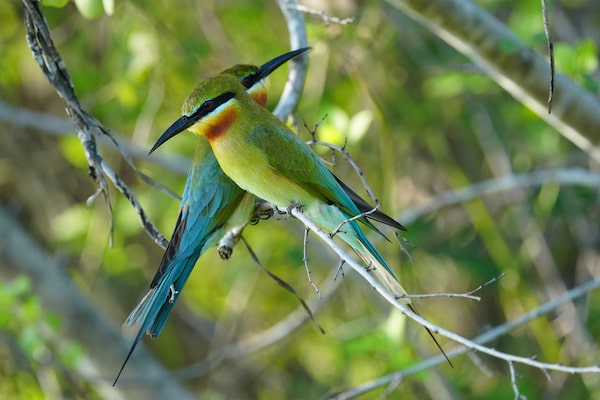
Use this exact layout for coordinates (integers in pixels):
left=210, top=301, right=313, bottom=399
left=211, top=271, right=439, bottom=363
left=168, top=284, right=179, bottom=303
left=218, top=244, right=233, bottom=260
left=251, top=200, right=275, bottom=224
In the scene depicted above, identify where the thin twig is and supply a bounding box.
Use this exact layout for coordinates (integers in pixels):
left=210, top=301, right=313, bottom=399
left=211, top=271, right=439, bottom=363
left=334, top=259, right=346, bottom=281
left=101, top=160, right=168, bottom=249
left=294, top=4, right=356, bottom=26
left=290, top=207, right=600, bottom=382
left=508, top=361, right=527, bottom=400
left=393, top=232, right=415, bottom=263
left=400, top=273, right=504, bottom=301
left=327, top=275, right=600, bottom=399
left=541, top=0, right=555, bottom=113
left=240, top=236, right=325, bottom=334
left=328, top=205, right=380, bottom=238
left=305, top=118, right=381, bottom=206
left=303, top=227, right=321, bottom=297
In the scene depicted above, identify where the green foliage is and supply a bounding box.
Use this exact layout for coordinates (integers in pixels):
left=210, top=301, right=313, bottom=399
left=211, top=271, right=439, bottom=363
left=555, top=40, right=599, bottom=92
left=3, top=0, right=600, bottom=398
left=0, top=277, right=94, bottom=399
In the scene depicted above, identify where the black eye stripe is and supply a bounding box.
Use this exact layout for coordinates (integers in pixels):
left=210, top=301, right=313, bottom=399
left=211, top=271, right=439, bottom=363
left=190, top=91, right=236, bottom=120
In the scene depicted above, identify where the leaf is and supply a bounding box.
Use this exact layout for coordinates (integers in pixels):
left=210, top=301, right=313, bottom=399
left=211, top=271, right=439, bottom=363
left=73, top=0, right=105, bottom=19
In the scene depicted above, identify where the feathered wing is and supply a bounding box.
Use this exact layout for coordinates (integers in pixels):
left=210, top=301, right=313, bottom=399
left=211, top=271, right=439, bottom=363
left=332, top=174, right=406, bottom=232
left=115, top=145, right=248, bottom=384
left=246, top=118, right=409, bottom=299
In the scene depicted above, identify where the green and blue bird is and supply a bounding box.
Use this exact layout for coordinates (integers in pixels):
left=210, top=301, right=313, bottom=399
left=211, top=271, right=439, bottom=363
left=149, top=57, right=451, bottom=364
left=114, top=48, right=311, bottom=385
left=150, top=63, right=409, bottom=305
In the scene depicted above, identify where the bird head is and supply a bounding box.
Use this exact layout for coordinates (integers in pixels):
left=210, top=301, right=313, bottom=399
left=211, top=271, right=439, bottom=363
left=149, top=47, right=310, bottom=154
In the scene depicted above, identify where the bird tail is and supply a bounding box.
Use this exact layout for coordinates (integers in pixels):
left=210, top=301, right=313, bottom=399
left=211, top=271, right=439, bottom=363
left=113, top=257, right=195, bottom=385
left=306, top=204, right=453, bottom=365
left=355, top=243, right=410, bottom=303
left=305, top=203, right=409, bottom=300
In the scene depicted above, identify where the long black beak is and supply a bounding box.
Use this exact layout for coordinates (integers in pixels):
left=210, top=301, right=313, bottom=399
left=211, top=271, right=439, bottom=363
left=149, top=47, right=311, bottom=155
left=148, top=115, right=196, bottom=155
left=255, top=46, right=311, bottom=83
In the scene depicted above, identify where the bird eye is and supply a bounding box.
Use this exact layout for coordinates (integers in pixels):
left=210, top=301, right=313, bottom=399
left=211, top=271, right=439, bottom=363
left=241, top=76, right=252, bottom=88
left=201, top=99, right=214, bottom=111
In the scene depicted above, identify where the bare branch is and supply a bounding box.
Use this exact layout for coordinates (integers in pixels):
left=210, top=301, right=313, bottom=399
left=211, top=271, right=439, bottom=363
left=23, top=0, right=167, bottom=248
left=0, top=99, right=191, bottom=175
left=328, top=276, right=600, bottom=399
left=385, top=0, right=600, bottom=163
left=306, top=117, right=380, bottom=206
left=541, top=0, right=555, bottom=113
left=274, top=0, right=309, bottom=120
left=328, top=205, right=379, bottom=239
left=400, top=274, right=504, bottom=301
left=293, top=4, right=356, bottom=26
left=290, top=207, right=600, bottom=395
left=241, top=236, right=325, bottom=334
left=101, top=160, right=168, bottom=249
left=303, top=227, right=321, bottom=297
left=509, top=361, right=527, bottom=400
left=400, top=168, right=600, bottom=225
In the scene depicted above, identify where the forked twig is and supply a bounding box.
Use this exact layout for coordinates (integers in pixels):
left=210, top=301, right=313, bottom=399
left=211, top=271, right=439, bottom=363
left=290, top=206, right=600, bottom=397
left=328, top=205, right=380, bottom=238
left=303, top=227, right=321, bottom=297
left=23, top=0, right=168, bottom=249
left=305, top=117, right=381, bottom=207
left=398, top=274, right=505, bottom=301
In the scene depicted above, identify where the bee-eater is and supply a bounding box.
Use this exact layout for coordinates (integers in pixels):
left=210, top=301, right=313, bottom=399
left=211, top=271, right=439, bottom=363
left=150, top=71, right=451, bottom=365
left=150, top=73, right=409, bottom=304
left=114, top=48, right=310, bottom=385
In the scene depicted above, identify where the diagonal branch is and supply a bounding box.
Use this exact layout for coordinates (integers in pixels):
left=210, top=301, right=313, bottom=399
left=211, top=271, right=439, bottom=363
left=385, top=0, right=600, bottom=163
left=23, top=0, right=168, bottom=249
left=330, top=275, right=600, bottom=398
left=289, top=206, right=600, bottom=397
left=399, top=168, right=600, bottom=225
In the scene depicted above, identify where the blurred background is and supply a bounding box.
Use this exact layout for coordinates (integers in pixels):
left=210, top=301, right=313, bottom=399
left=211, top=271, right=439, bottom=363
left=1, top=0, right=600, bottom=398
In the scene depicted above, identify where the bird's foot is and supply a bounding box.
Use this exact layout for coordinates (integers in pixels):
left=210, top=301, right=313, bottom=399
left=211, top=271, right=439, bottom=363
left=218, top=244, right=233, bottom=260
left=168, top=284, right=179, bottom=303
left=218, top=225, right=246, bottom=260
left=251, top=200, right=275, bottom=224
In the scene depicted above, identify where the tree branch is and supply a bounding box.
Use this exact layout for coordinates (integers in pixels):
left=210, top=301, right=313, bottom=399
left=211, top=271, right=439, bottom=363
left=274, top=0, right=310, bottom=120
left=0, top=99, right=191, bottom=175
left=399, top=168, right=600, bottom=225
left=23, top=0, right=168, bottom=248
left=386, top=0, right=600, bottom=163
left=328, top=275, right=600, bottom=398
left=288, top=207, right=600, bottom=398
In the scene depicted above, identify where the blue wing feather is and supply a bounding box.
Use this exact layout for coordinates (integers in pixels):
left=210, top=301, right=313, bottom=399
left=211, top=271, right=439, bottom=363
left=115, top=143, right=245, bottom=384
